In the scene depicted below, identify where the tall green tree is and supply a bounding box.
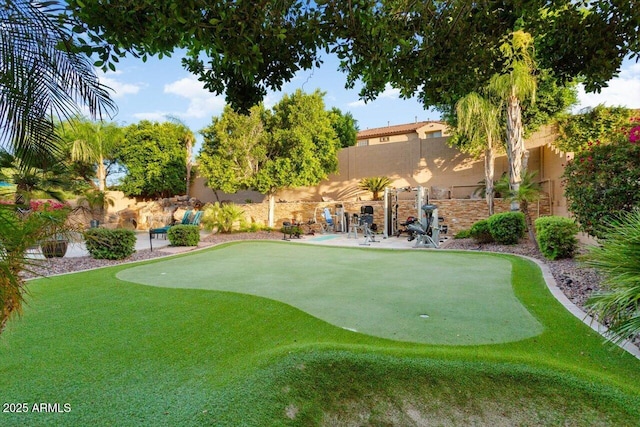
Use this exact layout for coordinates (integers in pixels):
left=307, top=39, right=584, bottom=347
left=198, top=90, right=341, bottom=226
left=454, top=93, right=502, bottom=215
left=58, top=117, right=124, bottom=191
left=67, top=1, right=639, bottom=113
left=166, top=116, right=196, bottom=197
left=487, top=31, right=538, bottom=211
left=198, top=105, right=266, bottom=201
left=329, top=108, right=358, bottom=148
left=116, top=121, right=189, bottom=199
left=255, top=90, right=340, bottom=226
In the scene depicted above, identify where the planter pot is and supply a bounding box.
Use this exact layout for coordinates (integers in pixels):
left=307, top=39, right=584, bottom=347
left=41, top=240, right=68, bottom=258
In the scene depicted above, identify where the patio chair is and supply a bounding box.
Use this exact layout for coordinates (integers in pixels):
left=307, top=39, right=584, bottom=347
left=320, top=207, right=335, bottom=234
left=190, top=210, right=203, bottom=226
left=149, top=210, right=192, bottom=241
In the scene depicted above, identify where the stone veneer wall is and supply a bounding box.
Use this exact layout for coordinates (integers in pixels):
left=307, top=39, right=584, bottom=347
left=236, top=196, right=550, bottom=235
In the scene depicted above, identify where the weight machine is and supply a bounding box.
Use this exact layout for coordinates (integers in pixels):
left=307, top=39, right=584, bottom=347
left=382, top=186, right=428, bottom=239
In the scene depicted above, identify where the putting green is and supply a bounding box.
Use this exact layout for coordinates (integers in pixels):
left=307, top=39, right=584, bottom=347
left=117, top=242, right=543, bottom=345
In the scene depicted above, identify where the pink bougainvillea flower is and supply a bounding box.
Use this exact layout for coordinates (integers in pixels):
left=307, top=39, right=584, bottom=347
left=629, top=126, right=640, bottom=144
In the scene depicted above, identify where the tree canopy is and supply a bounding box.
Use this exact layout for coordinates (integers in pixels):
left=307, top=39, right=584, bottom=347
left=116, top=121, right=190, bottom=199
left=198, top=90, right=341, bottom=225
left=67, top=1, right=639, bottom=112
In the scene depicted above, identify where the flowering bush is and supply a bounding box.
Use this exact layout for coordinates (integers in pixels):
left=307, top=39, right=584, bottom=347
left=28, top=200, right=72, bottom=240
left=562, top=116, right=640, bottom=239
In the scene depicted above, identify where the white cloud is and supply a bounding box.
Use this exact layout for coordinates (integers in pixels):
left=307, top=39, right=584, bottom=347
left=575, top=62, right=640, bottom=111
left=347, top=83, right=401, bottom=108
left=96, top=69, right=142, bottom=99
left=379, top=84, right=401, bottom=99
left=163, top=76, right=226, bottom=119
left=347, top=99, right=366, bottom=108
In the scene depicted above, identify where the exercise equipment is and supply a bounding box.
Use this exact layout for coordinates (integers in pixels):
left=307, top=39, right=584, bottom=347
left=406, top=204, right=441, bottom=248
left=383, top=186, right=428, bottom=239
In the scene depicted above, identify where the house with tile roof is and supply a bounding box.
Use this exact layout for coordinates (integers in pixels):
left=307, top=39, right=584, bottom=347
left=356, top=121, right=450, bottom=147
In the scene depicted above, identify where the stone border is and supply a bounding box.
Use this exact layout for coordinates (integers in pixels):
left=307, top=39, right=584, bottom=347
left=517, top=254, right=640, bottom=360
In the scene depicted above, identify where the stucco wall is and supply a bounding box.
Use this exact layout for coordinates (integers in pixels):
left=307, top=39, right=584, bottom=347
left=186, top=124, right=564, bottom=217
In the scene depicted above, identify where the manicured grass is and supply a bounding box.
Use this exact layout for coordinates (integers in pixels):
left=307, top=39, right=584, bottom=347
left=0, top=241, right=638, bottom=426
left=117, top=242, right=542, bottom=345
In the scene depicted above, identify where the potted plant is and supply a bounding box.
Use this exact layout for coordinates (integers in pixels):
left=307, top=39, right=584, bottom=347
left=30, top=200, right=72, bottom=258
left=78, top=189, right=114, bottom=228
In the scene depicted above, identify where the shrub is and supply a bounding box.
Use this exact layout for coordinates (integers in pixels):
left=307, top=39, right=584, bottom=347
left=168, top=225, right=200, bottom=246
left=583, top=209, right=640, bottom=343
left=487, top=212, right=525, bottom=245
left=469, top=220, right=493, bottom=243
left=201, top=202, right=245, bottom=233
left=453, top=229, right=471, bottom=239
left=535, top=216, right=579, bottom=260
left=83, top=228, right=136, bottom=260
left=562, top=115, right=640, bottom=238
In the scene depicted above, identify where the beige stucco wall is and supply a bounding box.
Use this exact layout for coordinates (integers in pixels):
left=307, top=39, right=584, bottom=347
left=188, top=124, right=564, bottom=216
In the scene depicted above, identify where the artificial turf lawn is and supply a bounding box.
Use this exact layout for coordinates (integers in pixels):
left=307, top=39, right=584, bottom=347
left=116, top=242, right=543, bottom=345
left=0, top=241, right=639, bottom=426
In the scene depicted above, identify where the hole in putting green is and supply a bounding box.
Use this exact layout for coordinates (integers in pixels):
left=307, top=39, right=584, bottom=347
left=117, top=242, right=543, bottom=345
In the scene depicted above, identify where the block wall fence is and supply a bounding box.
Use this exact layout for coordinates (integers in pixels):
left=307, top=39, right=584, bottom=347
left=238, top=197, right=550, bottom=235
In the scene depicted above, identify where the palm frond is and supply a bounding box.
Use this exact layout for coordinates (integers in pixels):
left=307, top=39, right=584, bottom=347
left=0, top=0, right=116, bottom=161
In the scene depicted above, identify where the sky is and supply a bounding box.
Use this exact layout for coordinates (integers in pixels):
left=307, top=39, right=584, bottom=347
left=96, top=52, right=640, bottom=152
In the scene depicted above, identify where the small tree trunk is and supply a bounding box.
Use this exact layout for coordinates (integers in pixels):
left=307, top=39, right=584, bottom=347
left=484, top=148, right=495, bottom=215
left=97, top=154, right=106, bottom=192
left=521, top=199, right=538, bottom=249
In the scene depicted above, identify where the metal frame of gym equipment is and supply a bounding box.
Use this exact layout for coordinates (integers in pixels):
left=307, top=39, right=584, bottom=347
left=358, top=205, right=379, bottom=246
left=382, top=186, right=428, bottom=239
left=408, top=204, right=440, bottom=248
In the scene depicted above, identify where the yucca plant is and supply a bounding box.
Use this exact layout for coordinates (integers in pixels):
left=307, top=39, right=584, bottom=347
left=583, top=209, right=640, bottom=344
left=358, top=176, right=392, bottom=201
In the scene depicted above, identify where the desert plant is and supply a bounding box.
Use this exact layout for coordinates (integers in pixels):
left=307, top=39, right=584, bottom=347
left=168, top=225, right=200, bottom=246
left=469, top=220, right=493, bottom=243
left=201, top=202, right=245, bottom=233
left=83, top=228, right=136, bottom=260
left=583, top=209, right=640, bottom=343
left=77, top=189, right=114, bottom=223
left=358, top=176, right=392, bottom=201
left=535, top=216, right=579, bottom=260
left=488, top=212, right=526, bottom=245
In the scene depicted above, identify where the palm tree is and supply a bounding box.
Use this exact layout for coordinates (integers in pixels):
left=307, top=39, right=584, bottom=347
left=455, top=92, right=502, bottom=215
left=58, top=117, right=123, bottom=191
left=0, top=0, right=115, bottom=165
left=0, top=0, right=114, bottom=333
left=166, top=116, right=196, bottom=197
left=359, top=176, right=392, bottom=201
left=488, top=31, right=537, bottom=211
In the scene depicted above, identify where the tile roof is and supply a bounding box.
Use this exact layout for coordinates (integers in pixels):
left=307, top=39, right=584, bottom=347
left=357, top=121, right=445, bottom=139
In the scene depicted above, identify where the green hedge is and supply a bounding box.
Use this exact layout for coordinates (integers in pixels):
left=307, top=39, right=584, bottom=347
left=83, top=228, right=136, bottom=260
left=469, top=220, right=493, bottom=243
left=453, top=229, right=471, bottom=239
left=535, top=216, right=579, bottom=260
left=168, top=225, right=200, bottom=246
left=488, top=212, right=526, bottom=245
